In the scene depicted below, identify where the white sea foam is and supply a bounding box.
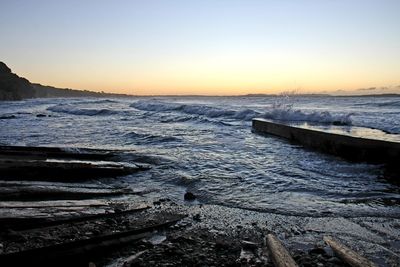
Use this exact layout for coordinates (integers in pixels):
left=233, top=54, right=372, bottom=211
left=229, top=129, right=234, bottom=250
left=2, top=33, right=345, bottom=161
left=47, top=104, right=119, bottom=116
left=261, top=102, right=353, bottom=125
left=131, top=100, right=352, bottom=125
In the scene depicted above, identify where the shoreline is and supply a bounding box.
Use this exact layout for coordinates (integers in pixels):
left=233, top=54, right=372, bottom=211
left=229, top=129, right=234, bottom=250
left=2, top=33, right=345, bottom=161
left=0, top=145, right=399, bottom=266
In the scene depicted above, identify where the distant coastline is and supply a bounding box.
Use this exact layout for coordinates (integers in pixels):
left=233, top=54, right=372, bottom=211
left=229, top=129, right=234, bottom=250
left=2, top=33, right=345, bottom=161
left=0, top=62, right=131, bottom=101
left=1, top=61, right=399, bottom=101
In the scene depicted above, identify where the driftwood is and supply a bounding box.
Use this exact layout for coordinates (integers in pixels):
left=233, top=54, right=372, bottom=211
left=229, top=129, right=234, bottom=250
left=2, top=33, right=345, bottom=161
left=266, top=234, right=298, bottom=267
left=0, top=214, right=185, bottom=266
left=121, top=250, right=148, bottom=267
left=324, top=236, right=377, bottom=267
left=0, top=203, right=149, bottom=230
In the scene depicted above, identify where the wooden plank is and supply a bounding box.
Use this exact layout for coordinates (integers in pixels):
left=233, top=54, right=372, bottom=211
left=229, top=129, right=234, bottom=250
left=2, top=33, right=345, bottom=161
left=266, top=234, right=298, bottom=267
left=324, top=236, right=377, bottom=267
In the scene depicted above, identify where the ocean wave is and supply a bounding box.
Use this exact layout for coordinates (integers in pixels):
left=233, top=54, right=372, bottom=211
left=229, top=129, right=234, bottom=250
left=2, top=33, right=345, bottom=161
left=131, top=100, right=352, bottom=125
left=124, top=131, right=181, bottom=144
left=131, top=100, right=259, bottom=121
left=262, top=103, right=353, bottom=125
left=72, top=99, right=119, bottom=105
left=47, top=104, right=120, bottom=116
left=355, top=100, right=400, bottom=108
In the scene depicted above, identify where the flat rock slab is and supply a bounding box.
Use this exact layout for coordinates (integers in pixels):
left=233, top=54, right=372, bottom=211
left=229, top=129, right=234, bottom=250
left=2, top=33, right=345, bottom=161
left=0, top=158, right=146, bottom=180
left=0, top=183, right=139, bottom=201
left=0, top=145, right=116, bottom=160
left=0, top=199, right=109, bottom=208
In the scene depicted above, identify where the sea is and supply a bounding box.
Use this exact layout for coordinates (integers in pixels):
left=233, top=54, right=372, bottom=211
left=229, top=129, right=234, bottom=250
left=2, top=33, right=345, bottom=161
left=1, top=95, right=400, bottom=218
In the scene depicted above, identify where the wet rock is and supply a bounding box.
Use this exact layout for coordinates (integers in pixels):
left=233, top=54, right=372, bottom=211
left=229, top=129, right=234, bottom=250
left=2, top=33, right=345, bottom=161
left=327, top=256, right=343, bottom=264
left=106, top=218, right=117, bottom=225
left=184, top=192, right=196, bottom=201
left=309, top=247, right=327, bottom=256
left=3, top=229, right=26, bottom=242
left=114, top=207, right=124, bottom=213
left=193, top=213, right=201, bottom=221
left=241, top=240, right=258, bottom=249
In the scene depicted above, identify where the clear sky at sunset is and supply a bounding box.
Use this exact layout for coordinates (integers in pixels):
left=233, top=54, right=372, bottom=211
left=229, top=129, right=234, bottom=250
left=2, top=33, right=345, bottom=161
left=1, top=0, right=399, bottom=95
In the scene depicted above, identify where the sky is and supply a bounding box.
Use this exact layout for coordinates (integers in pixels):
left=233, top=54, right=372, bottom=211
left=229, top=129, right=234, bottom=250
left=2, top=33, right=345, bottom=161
left=0, top=0, right=399, bottom=95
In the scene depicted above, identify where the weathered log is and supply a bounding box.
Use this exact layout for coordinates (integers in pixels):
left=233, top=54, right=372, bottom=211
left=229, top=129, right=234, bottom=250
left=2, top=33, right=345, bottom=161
left=122, top=250, right=148, bottom=267
left=266, top=234, right=298, bottom=267
left=324, top=236, right=377, bottom=267
left=0, top=214, right=185, bottom=266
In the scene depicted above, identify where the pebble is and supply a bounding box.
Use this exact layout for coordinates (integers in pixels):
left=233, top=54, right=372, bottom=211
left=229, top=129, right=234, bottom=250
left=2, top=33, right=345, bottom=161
left=193, top=214, right=201, bottom=221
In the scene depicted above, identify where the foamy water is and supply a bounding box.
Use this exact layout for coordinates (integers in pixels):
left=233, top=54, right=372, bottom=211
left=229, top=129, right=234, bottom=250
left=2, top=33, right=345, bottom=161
left=1, top=96, right=399, bottom=217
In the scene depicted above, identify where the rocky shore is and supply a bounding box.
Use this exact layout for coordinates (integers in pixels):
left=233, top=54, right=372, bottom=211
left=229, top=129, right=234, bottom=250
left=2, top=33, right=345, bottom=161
left=0, top=62, right=130, bottom=101
left=0, top=146, right=399, bottom=266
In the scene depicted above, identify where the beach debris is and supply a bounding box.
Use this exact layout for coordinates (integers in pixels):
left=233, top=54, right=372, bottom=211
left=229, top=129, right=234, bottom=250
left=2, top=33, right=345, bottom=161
left=122, top=250, right=148, bottom=267
left=266, top=233, right=298, bottom=267
left=324, top=236, right=377, bottom=267
left=184, top=191, right=196, bottom=201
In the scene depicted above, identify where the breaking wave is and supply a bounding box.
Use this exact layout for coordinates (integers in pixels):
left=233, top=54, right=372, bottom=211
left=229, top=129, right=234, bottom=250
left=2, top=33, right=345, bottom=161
left=262, top=103, right=353, bottom=125
left=131, top=100, right=258, bottom=120
left=131, top=100, right=352, bottom=125
left=47, top=104, right=120, bottom=116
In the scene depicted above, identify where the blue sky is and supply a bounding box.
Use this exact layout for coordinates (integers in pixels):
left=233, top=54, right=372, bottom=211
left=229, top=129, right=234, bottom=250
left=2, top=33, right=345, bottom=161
left=1, top=0, right=399, bottom=95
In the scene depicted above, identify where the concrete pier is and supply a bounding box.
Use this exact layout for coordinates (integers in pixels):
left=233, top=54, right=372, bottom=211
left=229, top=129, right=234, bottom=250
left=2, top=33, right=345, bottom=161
left=252, top=118, right=400, bottom=164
